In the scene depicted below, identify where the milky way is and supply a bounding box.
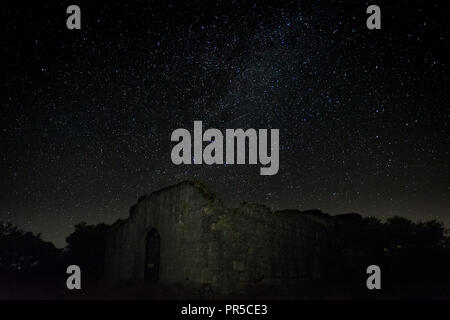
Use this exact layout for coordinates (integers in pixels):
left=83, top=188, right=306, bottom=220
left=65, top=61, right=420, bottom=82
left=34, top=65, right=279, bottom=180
left=0, top=1, right=448, bottom=247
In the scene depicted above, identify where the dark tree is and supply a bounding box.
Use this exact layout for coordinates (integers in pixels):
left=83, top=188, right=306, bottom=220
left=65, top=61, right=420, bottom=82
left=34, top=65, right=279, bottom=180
left=0, top=222, right=61, bottom=275
left=65, top=222, right=110, bottom=279
left=327, top=216, right=450, bottom=299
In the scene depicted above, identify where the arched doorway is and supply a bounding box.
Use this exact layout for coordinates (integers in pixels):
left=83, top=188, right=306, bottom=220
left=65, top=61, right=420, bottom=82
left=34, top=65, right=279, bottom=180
left=145, top=228, right=160, bottom=283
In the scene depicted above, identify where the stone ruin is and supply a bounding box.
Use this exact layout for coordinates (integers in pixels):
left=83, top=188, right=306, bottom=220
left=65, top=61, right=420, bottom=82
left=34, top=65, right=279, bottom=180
left=104, top=181, right=338, bottom=295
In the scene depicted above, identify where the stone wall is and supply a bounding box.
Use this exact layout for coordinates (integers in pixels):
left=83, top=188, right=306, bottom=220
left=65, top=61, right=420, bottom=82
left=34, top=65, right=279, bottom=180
left=104, top=181, right=334, bottom=294
left=104, top=181, right=222, bottom=287
left=212, top=205, right=333, bottom=294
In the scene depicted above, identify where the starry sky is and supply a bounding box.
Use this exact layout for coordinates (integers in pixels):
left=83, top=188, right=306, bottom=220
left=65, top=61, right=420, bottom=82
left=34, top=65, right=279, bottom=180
left=1, top=1, right=448, bottom=247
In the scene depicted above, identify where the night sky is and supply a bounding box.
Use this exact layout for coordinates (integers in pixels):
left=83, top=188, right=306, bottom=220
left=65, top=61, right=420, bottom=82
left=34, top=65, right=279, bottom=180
left=1, top=1, right=448, bottom=247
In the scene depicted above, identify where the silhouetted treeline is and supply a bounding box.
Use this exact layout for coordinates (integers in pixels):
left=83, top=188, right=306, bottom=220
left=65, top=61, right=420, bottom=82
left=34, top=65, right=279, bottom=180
left=0, top=216, right=449, bottom=299
left=0, top=222, right=65, bottom=298
left=65, top=222, right=110, bottom=279
left=0, top=221, right=111, bottom=298
left=0, top=222, right=63, bottom=275
left=324, top=215, right=450, bottom=298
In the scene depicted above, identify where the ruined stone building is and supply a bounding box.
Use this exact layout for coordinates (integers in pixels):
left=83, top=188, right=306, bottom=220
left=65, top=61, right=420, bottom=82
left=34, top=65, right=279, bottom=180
left=104, top=181, right=335, bottom=294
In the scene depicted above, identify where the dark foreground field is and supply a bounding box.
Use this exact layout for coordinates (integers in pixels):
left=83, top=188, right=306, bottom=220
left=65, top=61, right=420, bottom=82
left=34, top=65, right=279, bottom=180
left=2, top=276, right=449, bottom=300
